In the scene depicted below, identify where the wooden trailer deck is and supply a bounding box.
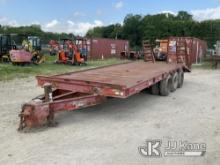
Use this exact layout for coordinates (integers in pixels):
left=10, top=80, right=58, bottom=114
left=37, top=62, right=184, bottom=98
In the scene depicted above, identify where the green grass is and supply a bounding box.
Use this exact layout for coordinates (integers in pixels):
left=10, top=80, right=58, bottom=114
left=0, top=55, right=127, bottom=81
left=1, top=57, right=218, bottom=81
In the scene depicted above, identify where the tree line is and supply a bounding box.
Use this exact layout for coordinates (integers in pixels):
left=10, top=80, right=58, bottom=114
left=86, top=11, right=220, bottom=49
left=0, top=11, right=219, bottom=48
left=0, top=24, right=74, bottom=44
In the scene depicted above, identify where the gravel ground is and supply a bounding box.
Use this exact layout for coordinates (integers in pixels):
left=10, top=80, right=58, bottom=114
left=0, top=69, right=219, bottom=165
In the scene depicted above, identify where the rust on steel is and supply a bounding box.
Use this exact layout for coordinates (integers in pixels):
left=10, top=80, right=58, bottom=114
left=18, top=61, right=186, bottom=131
left=37, top=62, right=184, bottom=98
left=18, top=90, right=105, bottom=131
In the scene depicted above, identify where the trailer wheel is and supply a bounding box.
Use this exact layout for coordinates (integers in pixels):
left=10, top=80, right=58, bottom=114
left=160, top=75, right=172, bottom=96
left=177, top=70, right=184, bottom=88
left=150, top=83, right=160, bottom=95
left=170, top=72, right=178, bottom=92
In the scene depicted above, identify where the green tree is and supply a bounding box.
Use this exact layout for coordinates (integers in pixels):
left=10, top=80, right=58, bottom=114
left=176, top=11, right=193, bottom=21
left=122, top=14, right=143, bottom=47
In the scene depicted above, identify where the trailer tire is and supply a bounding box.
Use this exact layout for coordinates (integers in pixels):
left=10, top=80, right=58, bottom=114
left=150, top=83, right=160, bottom=95
left=160, top=75, right=171, bottom=96
left=170, top=72, right=178, bottom=92
left=177, top=70, right=184, bottom=88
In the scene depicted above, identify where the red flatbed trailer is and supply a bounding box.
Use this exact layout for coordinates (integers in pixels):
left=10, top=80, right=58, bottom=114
left=18, top=61, right=188, bottom=130
left=37, top=62, right=184, bottom=98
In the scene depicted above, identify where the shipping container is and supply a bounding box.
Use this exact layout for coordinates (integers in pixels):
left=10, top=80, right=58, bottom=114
left=168, top=37, right=207, bottom=66
left=87, top=38, right=129, bottom=59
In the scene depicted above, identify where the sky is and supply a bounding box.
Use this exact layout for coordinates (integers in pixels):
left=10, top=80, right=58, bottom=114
left=0, top=0, right=220, bottom=35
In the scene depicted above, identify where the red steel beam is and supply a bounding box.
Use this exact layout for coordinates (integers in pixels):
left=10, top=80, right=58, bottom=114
left=18, top=92, right=106, bottom=131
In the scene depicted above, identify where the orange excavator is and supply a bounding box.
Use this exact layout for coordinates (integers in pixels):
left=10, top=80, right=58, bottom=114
left=49, top=40, right=59, bottom=56
left=55, top=38, right=87, bottom=65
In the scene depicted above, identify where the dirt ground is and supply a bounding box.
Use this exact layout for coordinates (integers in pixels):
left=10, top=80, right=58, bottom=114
left=0, top=69, right=219, bottom=165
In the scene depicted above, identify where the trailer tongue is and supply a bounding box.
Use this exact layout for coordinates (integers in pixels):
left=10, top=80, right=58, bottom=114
left=18, top=61, right=189, bottom=131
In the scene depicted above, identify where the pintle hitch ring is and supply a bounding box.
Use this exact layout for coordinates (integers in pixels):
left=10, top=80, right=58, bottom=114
left=17, top=104, right=34, bottom=131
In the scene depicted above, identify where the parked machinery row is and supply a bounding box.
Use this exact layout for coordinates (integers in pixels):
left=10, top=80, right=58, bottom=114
left=49, top=37, right=88, bottom=66
left=0, top=34, right=44, bottom=65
